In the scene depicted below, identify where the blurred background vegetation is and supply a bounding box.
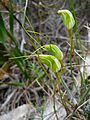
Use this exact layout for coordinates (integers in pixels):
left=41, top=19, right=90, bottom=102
left=0, top=0, right=90, bottom=119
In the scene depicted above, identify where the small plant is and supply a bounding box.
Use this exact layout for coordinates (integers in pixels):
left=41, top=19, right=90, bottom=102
left=57, top=9, right=90, bottom=120
left=57, top=9, right=75, bottom=77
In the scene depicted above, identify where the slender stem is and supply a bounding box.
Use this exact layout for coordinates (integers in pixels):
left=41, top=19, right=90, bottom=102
left=20, top=0, right=28, bottom=52
left=53, top=95, right=59, bottom=120
left=68, top=29, right=74, bottom=76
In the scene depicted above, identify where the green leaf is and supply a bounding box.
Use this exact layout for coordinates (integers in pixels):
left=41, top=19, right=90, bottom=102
left=39, top=55, right=61, bottom=73
left=0, top=12, right=7, bottom=44
left=57, top=10, right=75, bottom=29
left=9, top=0, right=14, bottom=34
left=44, top=44, right=63, bottom=61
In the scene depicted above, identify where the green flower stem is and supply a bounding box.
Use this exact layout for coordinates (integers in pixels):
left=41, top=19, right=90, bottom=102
left=68, top=29, right=74, bottom=53
left=68, top=29, right=74, bottom=75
